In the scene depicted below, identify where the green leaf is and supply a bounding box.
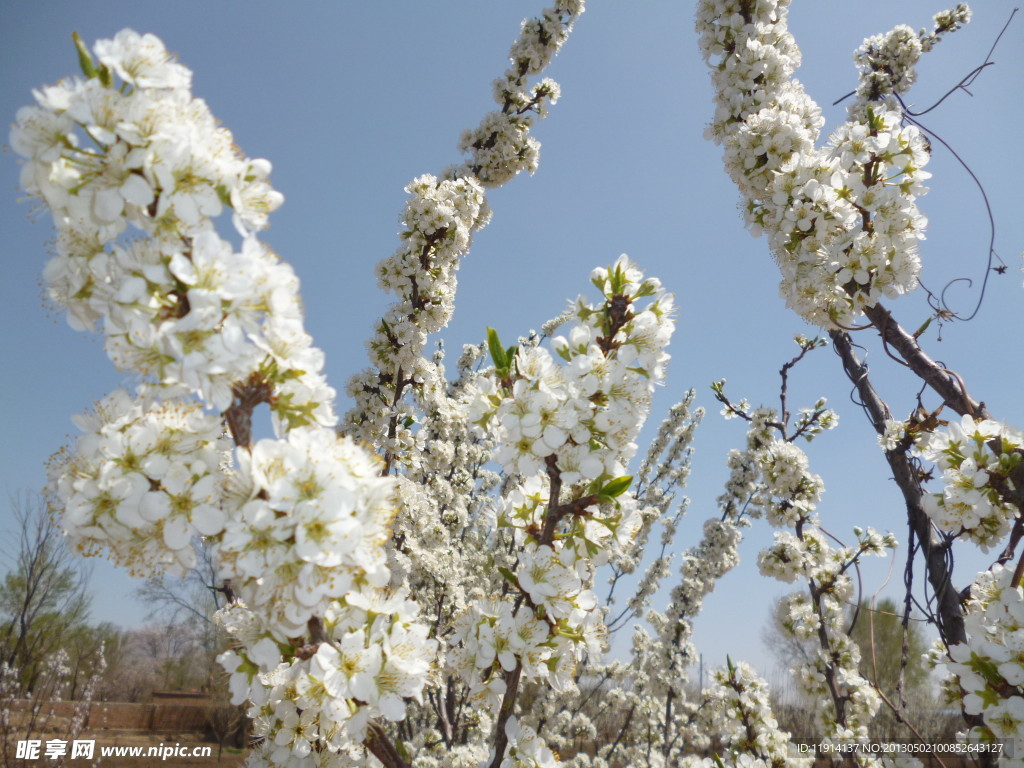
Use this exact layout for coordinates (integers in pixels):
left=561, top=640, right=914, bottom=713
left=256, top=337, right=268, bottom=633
left=497, top=567, right=517, bottom=586
left=72, top=32, right=97, bottom=79
left=600, top=475, right=633, bottom=499
left=486, top=327, right=507, bottom=370
left=973, top=654, right=1005, bottom=689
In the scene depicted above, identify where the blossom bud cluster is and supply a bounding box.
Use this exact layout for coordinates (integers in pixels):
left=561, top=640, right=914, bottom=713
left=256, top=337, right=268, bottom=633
left=11, top=31, right=334, bottom=427
left=698, top=0, right=966, bottom=328
left=458, top=0, right=584, bottom=187
left=853, top=5, right=971, bottom=110
left=345, top=175, right=488, bottom=459
left=605, top=444, right=751, bottom=766
left=711, top=397, right=892, bottom=748
left=942, top=565, right=1024, bottom=747
left=636, top=416, right=763, bottom=716
left=216, top=590, right=437, bottom=767
left=344, top=0, right=584, bottom=464
left=912, top=415, right=1023, bottom=550
left=51, top=389, right=226, bottom=577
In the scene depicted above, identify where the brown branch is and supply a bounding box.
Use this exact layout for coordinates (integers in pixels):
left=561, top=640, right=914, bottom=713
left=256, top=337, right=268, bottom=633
left=223, top=373, right=274, bottom=449
left=863, top=305, right=1024, bottom=520
left=863, top=303, right=983, bottom=418
left=487, top=662, right=524, bottom=768
left=830, top=331, right=968, bottom=647
left=364, top=723, right=411, bottom=768
left=832, top=331, right=995, bottom=756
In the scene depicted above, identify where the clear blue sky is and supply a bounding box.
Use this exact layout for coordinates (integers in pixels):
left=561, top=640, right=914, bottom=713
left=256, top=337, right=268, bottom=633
left=3, top=3, right=1022, bottom=675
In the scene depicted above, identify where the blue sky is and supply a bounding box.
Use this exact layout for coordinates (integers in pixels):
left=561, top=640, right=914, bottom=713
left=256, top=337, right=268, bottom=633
left=3, top=3, right=1022, bottom=675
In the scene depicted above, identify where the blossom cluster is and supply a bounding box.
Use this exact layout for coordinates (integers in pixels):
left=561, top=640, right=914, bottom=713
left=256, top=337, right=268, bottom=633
left=52, top=389, right=225, bottom=577
left=698, top=659, right=793, bottom=768
left=504, top=394, right=703, bottom=767
left=498, top=717, right=558, bottom=768
left=18, top=32, right=445, bottom=765
left=449, top=257, right=671, bottom=761
left=216, top=590, right=437, bottom=767
left=471, top=256, right=672, bottom=485
left=912, top=415, right=1023, bottom=550
left=942, top=565, right=1024, bottom=748
left=11, top=31, right=334, bottom=427
left=214, top=428, right=398, bottom=640
left=698, top=0, right=966, bottom=327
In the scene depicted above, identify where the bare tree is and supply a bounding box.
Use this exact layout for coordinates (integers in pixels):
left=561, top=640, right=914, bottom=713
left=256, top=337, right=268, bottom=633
left=0, top=493, right=91, bottom=694
left=136, top=542, right=223, bottom=627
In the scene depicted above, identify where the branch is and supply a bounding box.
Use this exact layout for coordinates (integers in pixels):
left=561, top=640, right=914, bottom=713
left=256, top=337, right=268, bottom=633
left=487, top=661, right=524, bottom=768
left=862, top=304, right=982, bottom=418
left=830, top=331, right=968, bottom=647
left=364, top=723, right=411, bottom=768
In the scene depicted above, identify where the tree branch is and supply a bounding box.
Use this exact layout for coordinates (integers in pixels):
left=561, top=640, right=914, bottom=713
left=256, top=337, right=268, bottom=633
left=364, top=723, right=411, bottom=768
left=830, top=331, right=968, bottom=646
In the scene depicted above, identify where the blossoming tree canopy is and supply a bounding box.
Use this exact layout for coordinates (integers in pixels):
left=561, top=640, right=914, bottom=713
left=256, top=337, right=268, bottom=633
left=10, top=2, right=1024, bottom=767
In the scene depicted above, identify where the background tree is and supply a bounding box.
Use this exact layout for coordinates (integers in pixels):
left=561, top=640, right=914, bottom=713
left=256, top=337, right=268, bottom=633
left=0, top=493, right=91, bottom=694
left=851, top=598, right=929, bottom=702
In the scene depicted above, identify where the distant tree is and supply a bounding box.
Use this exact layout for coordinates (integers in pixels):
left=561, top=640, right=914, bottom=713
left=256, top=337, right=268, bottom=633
left=123, top=621, right=215, bottom=694
left=136, top=543, right=223, bottom=627
left=851, top=598, right=929, bottom=703
left=134, top=545, right=225, bottom=696
left=0, top=493, right=91, bottom=694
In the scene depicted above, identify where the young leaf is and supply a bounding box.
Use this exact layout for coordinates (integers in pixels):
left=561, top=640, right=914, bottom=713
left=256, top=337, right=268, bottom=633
left=487, top=327, right=507, bottom=371
left=498, top=566, right=518, bottom=587
left=600, top=475, right=633, bottom=499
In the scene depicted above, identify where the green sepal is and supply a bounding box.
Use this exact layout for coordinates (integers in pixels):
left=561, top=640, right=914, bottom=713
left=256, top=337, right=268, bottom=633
left=72, top=32, right=97, bottom=79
